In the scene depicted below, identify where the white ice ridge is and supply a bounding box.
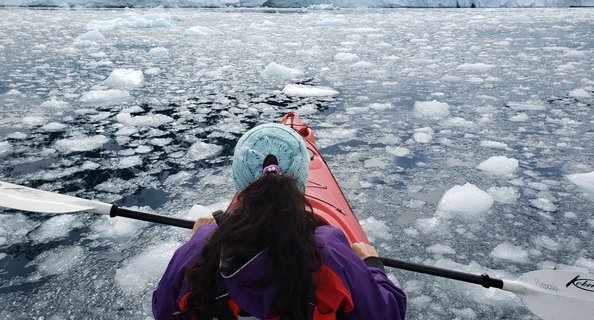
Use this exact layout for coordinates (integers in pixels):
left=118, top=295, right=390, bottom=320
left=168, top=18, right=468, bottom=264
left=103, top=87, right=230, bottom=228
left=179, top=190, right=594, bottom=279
left=5, top=0, right=590, bottom=8
left=76, top=29, right=106, bottom=41
left=490, top=242, right=529, bottom=264
left=55, top=135, right=110, bottom=152
left=185, top=25, right=220, bottom=36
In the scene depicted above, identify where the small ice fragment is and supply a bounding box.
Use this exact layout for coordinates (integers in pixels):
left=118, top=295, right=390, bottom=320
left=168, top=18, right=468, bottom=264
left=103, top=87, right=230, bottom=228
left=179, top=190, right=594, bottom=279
left=480, top=140, right=508, bottom=149
left=76, top=29, right=105, bottom=41
left=413, top=101, right=450, bottom=120
left=569, top=89, right=592, bottom=98
left=80, top=89, right=130, bottom=106
left=386, top=146, right=411, bottom=157
left=115, top=241, right=181, bottom=294
left=104, top=69, right=144, bottom=89
left=34, top=246, right=85, bottom=275
left=187, top=141, right=223, bottom=160
left=529, top=198, right=558, bottom=212
left=149, top=47, right=169, bottom=57
left=55, top=135, right=109, bottom=152
left=360, top=216, right=393, bottom=242
left=437, top=183, right=494, bottom=217
left=40, top=98, right=69, bottom=109
left=426, top=244, right=456, bottom=255
left=490, top=242, right=529, bottom=264
left=476, top=156, right=519, bottom=176
left=261, top=62, right=303, bottom=78
left=487, top=186, right=519, bottom=204
left=184, top=26, right=219, bottom=36
left=456, top=63, right=495, bottom=72
left=567, top=171, right=594, bottom=195
left=334, top=52, right=359, bottom=62
left=282, top=84, right=338, bottom=97
left=0, top=141, right=12, bottom=157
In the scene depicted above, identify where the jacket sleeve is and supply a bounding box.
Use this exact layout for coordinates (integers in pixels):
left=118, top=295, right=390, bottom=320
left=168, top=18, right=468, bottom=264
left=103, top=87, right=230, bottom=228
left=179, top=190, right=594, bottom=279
left=152, top=224, right=218, bottom=320
left=316, top=226, right=407, bottom=320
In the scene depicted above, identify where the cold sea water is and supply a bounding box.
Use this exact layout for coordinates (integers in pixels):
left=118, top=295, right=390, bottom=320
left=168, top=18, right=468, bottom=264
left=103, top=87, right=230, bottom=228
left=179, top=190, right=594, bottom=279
left=0, top=7, right=593, bottom=320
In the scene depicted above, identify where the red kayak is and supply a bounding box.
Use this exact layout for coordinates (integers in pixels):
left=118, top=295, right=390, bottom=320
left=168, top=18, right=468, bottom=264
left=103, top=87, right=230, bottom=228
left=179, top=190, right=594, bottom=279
left=280, top=113, right=368, bottom=245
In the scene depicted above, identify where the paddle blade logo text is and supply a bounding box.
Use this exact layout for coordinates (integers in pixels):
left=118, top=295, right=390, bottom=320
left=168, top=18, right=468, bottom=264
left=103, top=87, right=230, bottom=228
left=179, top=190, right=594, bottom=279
left=566, top=276, right=594, bottom=292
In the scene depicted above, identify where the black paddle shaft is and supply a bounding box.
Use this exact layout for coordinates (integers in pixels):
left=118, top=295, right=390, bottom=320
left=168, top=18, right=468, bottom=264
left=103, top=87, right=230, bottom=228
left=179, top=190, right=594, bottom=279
left=379, top=257, right=504, bottom=289
left=110, top=206, right=195, bottom=229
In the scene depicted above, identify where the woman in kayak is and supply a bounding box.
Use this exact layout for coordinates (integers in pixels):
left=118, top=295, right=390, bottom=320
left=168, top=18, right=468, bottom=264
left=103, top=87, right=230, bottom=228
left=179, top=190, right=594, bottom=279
left=153, top=123, right=406, bottom=320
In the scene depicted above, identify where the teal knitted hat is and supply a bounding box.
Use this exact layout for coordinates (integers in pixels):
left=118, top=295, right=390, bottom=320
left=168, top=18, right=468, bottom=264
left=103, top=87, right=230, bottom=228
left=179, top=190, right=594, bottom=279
left=232, top=123, right=309, bottom=192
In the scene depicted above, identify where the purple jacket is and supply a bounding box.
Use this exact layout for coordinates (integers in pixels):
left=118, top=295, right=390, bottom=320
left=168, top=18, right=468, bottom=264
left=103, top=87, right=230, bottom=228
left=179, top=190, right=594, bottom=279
left=152, top=224, right=406, bottom=319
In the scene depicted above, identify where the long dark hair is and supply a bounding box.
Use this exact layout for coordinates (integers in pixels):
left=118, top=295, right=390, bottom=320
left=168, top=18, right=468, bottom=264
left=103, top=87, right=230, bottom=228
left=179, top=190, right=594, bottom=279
left=185, top=163, right=322, bottom=319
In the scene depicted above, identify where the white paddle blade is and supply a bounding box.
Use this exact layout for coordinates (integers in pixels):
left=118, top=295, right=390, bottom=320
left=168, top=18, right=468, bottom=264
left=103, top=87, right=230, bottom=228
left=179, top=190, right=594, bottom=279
left=0, top=181, right=112, bottom=214
left=503, top=270, right=594, bottom=320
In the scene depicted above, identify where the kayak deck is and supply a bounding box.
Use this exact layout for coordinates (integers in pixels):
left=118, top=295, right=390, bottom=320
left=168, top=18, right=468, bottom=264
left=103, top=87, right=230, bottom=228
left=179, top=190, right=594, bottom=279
left=280, top=113, right=368, bottom=244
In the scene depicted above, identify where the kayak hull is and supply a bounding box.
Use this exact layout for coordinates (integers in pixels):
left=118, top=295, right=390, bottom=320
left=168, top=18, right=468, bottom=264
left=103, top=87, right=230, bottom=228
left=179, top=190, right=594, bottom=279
left=280, top=113, right=368, bottom=244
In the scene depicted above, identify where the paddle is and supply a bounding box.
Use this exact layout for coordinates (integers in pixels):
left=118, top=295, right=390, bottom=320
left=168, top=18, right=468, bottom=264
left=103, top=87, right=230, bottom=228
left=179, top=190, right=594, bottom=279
left=380, top=257, right=594, bottom=320
left=0, top=180, right=194, bottom=229
left=1, top=180, right=593, bottom=319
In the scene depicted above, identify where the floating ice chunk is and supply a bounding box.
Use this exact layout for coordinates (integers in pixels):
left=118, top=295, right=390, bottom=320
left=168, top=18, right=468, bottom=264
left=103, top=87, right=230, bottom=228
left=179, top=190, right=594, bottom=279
left=563, top=50, right=587, bottom=59
left=317, top=18, right=348, bottom=27
left=443, top=117, right=473, bottom=127
left=87, top=13, right=173, bottom=30
left=456, top=63, right=495, bottom=72
left=33, top=215, right=83, bottom=243
left=567, top=171, right=594, bottom=195
left=334, top=52, right=359, bottom=62
left=509, top=113, right=529, bottom=122
left=117, top=156, right=142, bottom=168
left=532, top=235, right=560, bottom=251
left=529, top=198, right=558, bottom=212
left=569, top=88, right=592, bottom=99
left=22, top=116, right=45, bottom=127
left=80, top=89, right=130, bottom=106
left=437, top=183, right=494, bottom=217
left=149, top=47, right=169, bottom=57
left=360, top=216, right=393, bottom=242
left=282, top=84, right=338, bottom=97
left=118, top=114, right=173, bottom=127
left=41, top=122, right=67, bottom=131
left=76, top=29, right=105, bottom=41
left=490, top=242, right=529, bottom=264
left=115, top=241, right=181, bottom=294
left=145, top=67, right=161, bottom=75
left=480, top=140, right=508, bottom=149
left=426, top=244, right=456, bottom=255
left=413, top=100, right=450, bottom=120
left=7, top=132, right=27, bottom=139
left=487, top=186, right=519, bottom=204
left=575, top=257, right=594, bottom=271
left=386, top=146, right=411, bottom=157
left=135, top=145, right=152, bottom=154
left=34, top=246, right=85, bottom=276
left=40, top=98, right=69, bottom=109
left=55, top=135, right=109, bottom=152
left=413, top=127, right=433, bottom=144
left=364, top=157, right=390, bottom=169
left=350, top=61, right=374, bottom=68
left=104, top=69, right=144, bottom=89
left=0, top=141, right=11, bottom=157
left=185, top=26, right=220, bottom=36
left=261, top=62, right=303, bottom=78
left=89, top=215, right=143, bottom=239
left=187, top=141, right=223, bottom=160
left=506, top=100, right=546, bottom=111
left=476, top=156, right=519, bottom=176
left=0, top=213, right=39, bottom=245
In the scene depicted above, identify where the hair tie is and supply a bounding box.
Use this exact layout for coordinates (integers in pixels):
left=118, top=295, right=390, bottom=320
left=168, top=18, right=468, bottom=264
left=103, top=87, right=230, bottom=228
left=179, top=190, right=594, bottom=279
left=261, top=164, right=282, bottom=176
